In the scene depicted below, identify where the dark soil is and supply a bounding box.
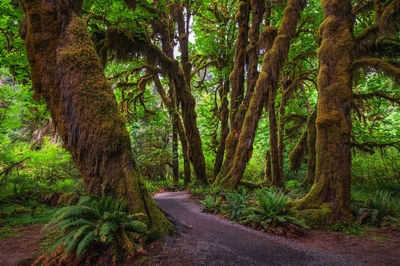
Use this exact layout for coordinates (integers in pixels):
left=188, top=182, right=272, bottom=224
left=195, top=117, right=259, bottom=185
left=0, top=224, right=46, bottom=265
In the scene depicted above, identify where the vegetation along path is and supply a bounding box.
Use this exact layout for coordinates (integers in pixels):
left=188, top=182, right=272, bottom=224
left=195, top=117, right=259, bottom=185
left=153, top=191, right=358, bottom=265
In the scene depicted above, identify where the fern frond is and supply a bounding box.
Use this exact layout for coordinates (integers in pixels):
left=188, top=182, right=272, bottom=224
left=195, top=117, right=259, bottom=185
left=76, top=231, right=96, bottom=257
left=125, top=220, right=148, bottom=234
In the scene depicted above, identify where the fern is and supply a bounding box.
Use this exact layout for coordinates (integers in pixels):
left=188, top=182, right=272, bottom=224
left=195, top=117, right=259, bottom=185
left=38, top=196, right=149, bottom=264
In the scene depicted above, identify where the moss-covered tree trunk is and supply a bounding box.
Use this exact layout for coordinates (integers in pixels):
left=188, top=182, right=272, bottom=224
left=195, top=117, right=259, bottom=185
left=214, top=79, right=230, bottom=178
left=294, top=0, right=354, bottom=226
left=21, top=0, right=172, bottom=237
left=268, top=89, right=284, bottom=188
left=263, top=150, right=272, bottom=185
left=304, top=110, right=316, bottom=185
left=220, top=0, right=303, bottom=189
left=214, top=0, right=250, bottom=184
left=169, top=86, right=179, bottom=184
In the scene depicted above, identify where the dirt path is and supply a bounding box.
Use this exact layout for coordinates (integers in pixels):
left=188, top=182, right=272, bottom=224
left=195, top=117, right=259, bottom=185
left=152, top=191, right=360, bottom=266
left=0, top=224, right=45, bottom=265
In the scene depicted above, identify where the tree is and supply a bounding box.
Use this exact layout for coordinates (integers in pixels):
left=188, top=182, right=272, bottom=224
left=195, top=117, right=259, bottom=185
left=293, top=0, right=354, bottom=226
left=20, top=0, right=172, bottom=237
left=215, top=0, right=304, bottom=189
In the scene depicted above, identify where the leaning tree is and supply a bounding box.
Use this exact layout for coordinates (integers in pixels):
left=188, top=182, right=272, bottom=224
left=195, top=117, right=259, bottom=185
left=20, top=0, right=172, bottom=237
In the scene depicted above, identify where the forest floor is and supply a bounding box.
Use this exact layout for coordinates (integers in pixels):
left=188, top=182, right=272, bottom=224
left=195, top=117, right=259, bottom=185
left=0, top=191, right=399, bottom=265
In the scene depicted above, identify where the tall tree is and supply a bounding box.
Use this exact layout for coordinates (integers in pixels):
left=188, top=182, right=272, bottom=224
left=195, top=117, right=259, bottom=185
left=293, top=0, right=354, bottom=225
left=20, top=0, right=172, bottom=237
left=216, top=0, right=304, bottom=189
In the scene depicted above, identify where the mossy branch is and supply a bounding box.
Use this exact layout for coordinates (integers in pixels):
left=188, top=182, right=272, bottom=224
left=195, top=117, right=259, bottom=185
left=355, top=0, right=400, bottom=44
left=353, top=91, right=400, bottom=105
left=351, top=140, right=400, bottom=154
left=353, top=57, right=400, bottom=83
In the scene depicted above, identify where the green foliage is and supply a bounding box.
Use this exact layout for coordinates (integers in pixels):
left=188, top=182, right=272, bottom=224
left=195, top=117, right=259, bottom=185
left=331, top=222, right=364, bottom=235
left=40, top=196, right=148, bottom=264
left=0, top=201, right=59, bottom=227
left=223, top=188, right=252, bottom=221
left=352, top=190, right=400, bottom=228
left=190, top=186, right=209, bottom=199
left=200, top=195, right=222, bottom=213
left=247, top=189, right=307, bottom=230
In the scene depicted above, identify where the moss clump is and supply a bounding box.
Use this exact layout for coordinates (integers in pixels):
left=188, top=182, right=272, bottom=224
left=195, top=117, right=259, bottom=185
left=295, top=204, right=332, bottom=228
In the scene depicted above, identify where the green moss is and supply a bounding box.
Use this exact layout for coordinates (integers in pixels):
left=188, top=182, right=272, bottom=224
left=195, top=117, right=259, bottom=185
left=295, top=204, right=332, bottom=228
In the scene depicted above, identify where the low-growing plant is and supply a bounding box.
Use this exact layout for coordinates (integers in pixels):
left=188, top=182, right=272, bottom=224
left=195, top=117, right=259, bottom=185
left=248, top=190, right=307, bottom=230
left=190, top=186, right=209, bottom=198
left=200, top=195, right=222, bottom=213
left=332, top=222, right=364, bottom=235
left=223, top=188, right=252, bottom=221
left=35, top=196, right=148, bottom=265
left=353, top=190, right=400, bottom=227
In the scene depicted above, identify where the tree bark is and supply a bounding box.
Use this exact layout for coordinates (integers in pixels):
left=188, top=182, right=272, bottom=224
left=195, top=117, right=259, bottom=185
left=304, top=110, right=317, bottom=186
left=152, top=74, right=191, bottom=185
left=263, top=150, right=272, bottom=185
left=169, top=86, right=179, bottom=184
left=20, top=0, right=172, bottom=237
left=213, top=79, right=230, bottom=178
left=213, top=0, right=250, bottom=184
left=294, top=0, right=354, bottom=226
left=268, top=90, right=284, bottom=188
left=221, top=0, right=303, bottom=189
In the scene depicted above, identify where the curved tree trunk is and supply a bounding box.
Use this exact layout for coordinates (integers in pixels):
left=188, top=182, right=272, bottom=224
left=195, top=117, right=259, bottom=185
left=21, top=0, right=172, bottom=237
left=294, top=0, right=354, bottom=227
left=221, top=0, right=304, bottom=189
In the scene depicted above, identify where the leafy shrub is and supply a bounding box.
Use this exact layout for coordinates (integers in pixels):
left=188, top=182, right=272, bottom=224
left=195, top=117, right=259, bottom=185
left=353, top=190, right=400, bottom=227
left=248, top=190, right=307, bottom=230
left=35, top=196, right=148, bottom=265
left=190, top=186, right=209, bottom=198
left=223, top=188, right=252, bottom=221
left=200, top=195, right=222, bottom=213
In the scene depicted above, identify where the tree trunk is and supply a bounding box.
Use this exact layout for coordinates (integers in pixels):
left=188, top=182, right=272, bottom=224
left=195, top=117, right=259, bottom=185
left=303, top=110, right=317, bottom=186
left=153, top=74, right=191, bottom=185
left=213, top=0, right=250, bottom=184
left=20, top=0, right=172, bottom=237
left=221, top=0, right=303, bottom=189
left=169, top=86, right=179, bottom=184
left=213, top=79, right=230, bottom=178
left=268, top=91, right=284, bottom=188
left=263, top=150, right=272, bottom=185
left=294, top=0, right=354, bottom=227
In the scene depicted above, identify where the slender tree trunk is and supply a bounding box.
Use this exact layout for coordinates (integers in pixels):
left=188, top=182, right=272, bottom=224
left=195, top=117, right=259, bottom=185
left=169, top=86, right=179, bottom=184
left=213, top=79, right=230, bottom=178
left=303, top=110, right=317, bottom=185
left=222, top=0, right=303, bottom=189
left=159, top=22, right=194, bottom=185
left=268, top=90, right=284, bottom=188
left=294, top=0, right=354, bottom=226
left=263, top=150, right=272, bottom=185
left=20, top=0, right=172, bottom=237
left=153, top=74, right=191, bottom=185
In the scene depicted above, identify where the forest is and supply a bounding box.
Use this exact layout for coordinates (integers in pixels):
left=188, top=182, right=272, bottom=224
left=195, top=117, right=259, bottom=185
left=0, top=0, right=400, bottom=265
